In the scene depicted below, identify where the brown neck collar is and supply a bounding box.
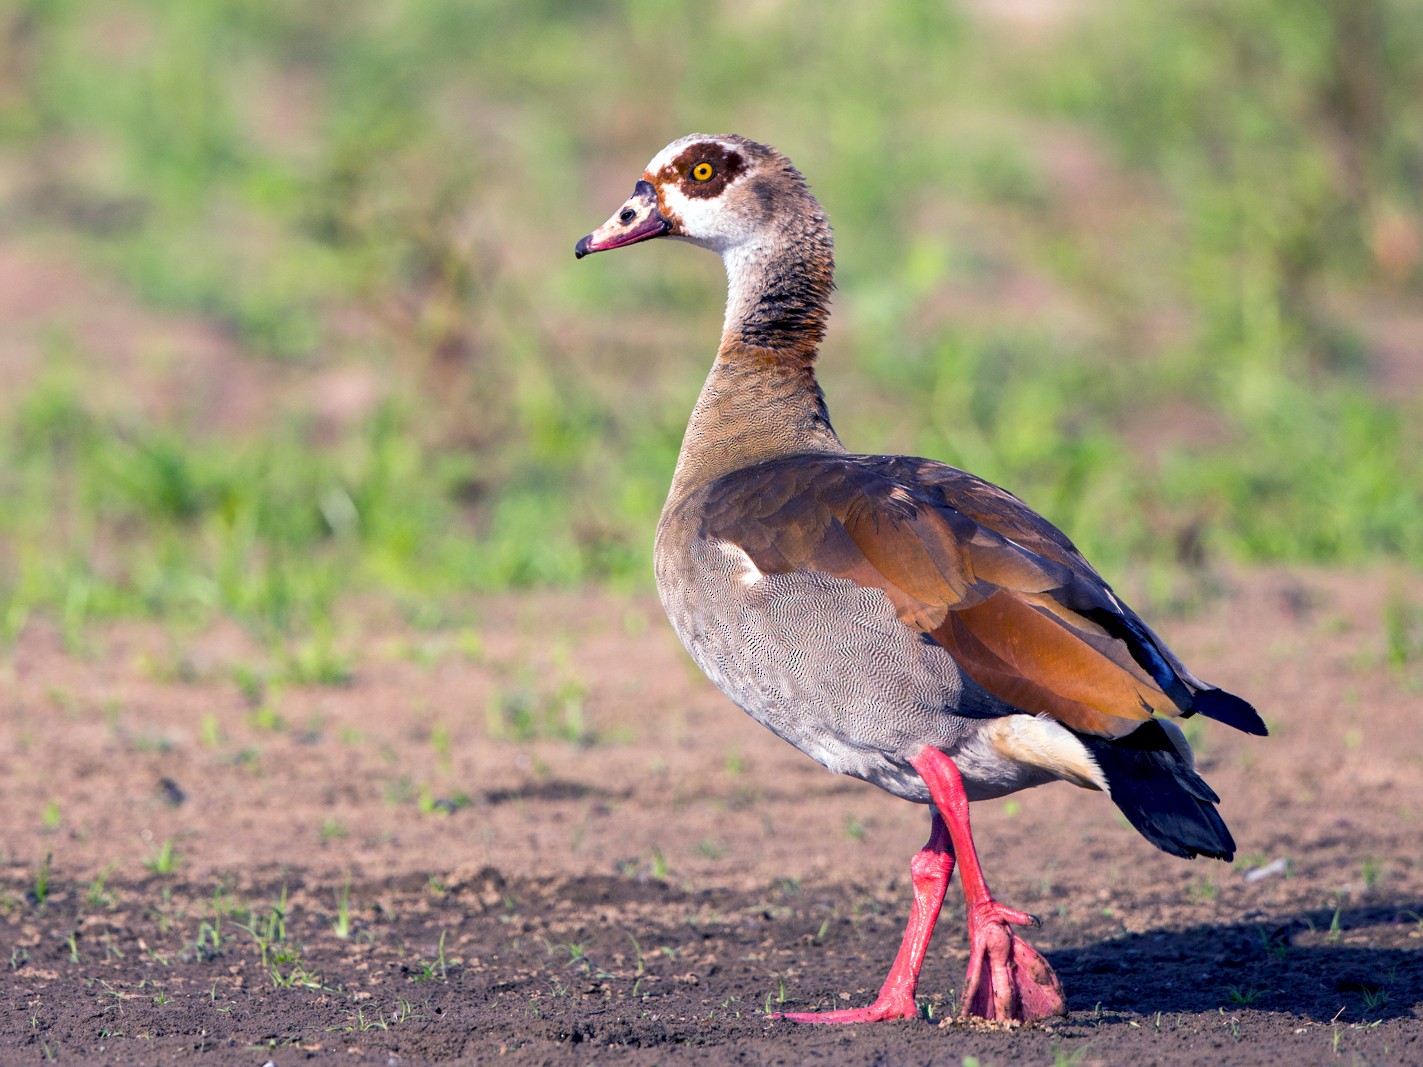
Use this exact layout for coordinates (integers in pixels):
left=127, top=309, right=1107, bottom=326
left=717, top=209, right=834, bottom=370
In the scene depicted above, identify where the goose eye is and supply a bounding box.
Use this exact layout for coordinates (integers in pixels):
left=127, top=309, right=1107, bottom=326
left=690, top=161, right=714, bottom=182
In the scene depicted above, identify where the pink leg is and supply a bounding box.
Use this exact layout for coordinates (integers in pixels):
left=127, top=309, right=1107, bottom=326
left=776, top=813, right=954, bottom=1023
left=910, top=746, right=1066, bottom=1022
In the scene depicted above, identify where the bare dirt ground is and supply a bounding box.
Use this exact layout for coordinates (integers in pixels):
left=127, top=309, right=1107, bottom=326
left=2, top=567, right=1422, bottom=1066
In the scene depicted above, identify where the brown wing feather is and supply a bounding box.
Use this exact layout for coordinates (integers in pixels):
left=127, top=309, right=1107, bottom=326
left=700, top=454, right=1186, bottom=738
left=892, top=458, right=1095, bottom=572
left=939, top=596, right=1169, bottom=736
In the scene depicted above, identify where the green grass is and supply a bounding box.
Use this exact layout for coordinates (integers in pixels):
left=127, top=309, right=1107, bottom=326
left=144, top=839, right=181, bottom=876
left=0, top=0, right=1420, bottom=644
left=332, top=879, right=352, bottom=940
left=30, top=852, right=52, bottom=907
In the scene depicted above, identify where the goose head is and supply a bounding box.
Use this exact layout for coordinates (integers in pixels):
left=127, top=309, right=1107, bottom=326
left=574, top=134, right=821, bottom=259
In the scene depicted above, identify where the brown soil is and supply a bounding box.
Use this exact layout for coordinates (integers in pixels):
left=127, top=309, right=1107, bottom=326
left=3, top=568, right=1422, bottom=1066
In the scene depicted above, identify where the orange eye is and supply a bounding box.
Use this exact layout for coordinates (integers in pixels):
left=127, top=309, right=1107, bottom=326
left=691, top=161, right=714, bottom=182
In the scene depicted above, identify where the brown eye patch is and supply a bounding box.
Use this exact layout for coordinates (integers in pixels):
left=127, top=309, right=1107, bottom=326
left=668, top=142, right=746, bottom=199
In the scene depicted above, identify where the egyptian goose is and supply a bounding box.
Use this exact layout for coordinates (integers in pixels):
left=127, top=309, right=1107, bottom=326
left=575, top=134, right=1264, bottom=1024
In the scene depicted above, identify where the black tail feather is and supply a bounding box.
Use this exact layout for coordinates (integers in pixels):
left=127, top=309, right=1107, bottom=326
left=1191, top=687, right=1267, bottom=736
left=1079, top=720, right=1236, bottom=861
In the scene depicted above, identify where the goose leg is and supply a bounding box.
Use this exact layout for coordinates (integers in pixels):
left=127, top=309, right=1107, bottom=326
left=775, top=812, right=954, bottom=1023
left=910, top=745, right=1067, bottom=1022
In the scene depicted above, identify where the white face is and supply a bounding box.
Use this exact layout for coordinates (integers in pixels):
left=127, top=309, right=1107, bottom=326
left=641, top=135, right=762, bottom=254
left=575, top=134, right=786, bottom=265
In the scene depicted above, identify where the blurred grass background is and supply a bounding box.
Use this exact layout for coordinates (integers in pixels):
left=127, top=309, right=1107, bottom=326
left=0, top=0, right=1420, bottom=653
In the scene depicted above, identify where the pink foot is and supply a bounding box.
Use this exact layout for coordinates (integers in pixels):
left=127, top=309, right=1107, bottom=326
left=776, top=816, right=954, bottom=1025
left=774, top=992, right=919, bottom=1024
left=909, top=747, right=1067, bottom=1023
left=961, top=901, right=1065, bottom=1022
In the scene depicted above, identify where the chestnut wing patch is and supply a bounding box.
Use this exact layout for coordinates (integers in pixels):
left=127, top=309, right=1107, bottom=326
left=699, top=455, right=1189, bottom=738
